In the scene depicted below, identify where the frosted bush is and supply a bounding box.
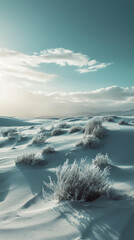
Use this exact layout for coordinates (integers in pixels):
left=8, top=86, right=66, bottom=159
left=69, top=125, right=84, bottom=134
left=92, top=153, right=111, bottom=168
left=29, top=125, right=35, bottom=129
left=38, top=128, right=51, bottom=138
left=15, top=153, right=46, bottom=166
left=103, top=116, right=114, bottom=122
left=85, top=118, right=105, bottom=138
left=52, top=127, right=65, bottom=136
left=118, top=119, right=128, bottom=125
left=30, top=133, right=46, bottom=144
left=44, top=159, right=110, bottom=201
left=41, top=145, right=55, bottom=154
left=57, top=122, right=69, bottom=128
left=84, top=118, right=101, bottom=134
left=92, top=125, right=105, bottom=138
left=76, top=136, right=100, bottom=149
left=1, top=128, right=18, bottom=138
left=7, top=130, right=19, bottom=139
left=39, top=126, right=46, bottom=133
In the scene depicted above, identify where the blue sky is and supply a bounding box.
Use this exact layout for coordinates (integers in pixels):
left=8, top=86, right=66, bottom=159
left=0, top=0, right=134, bottom=116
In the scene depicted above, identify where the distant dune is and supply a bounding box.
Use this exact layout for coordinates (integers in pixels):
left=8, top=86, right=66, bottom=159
left=0, top=116, right=39, bottom=127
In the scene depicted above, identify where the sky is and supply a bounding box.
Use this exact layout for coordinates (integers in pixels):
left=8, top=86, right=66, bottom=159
left=0, top=0, right=134, bottom=117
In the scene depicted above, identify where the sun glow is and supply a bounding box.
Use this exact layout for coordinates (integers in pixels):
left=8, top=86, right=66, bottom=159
left=0, top=78, right=18, bottom=106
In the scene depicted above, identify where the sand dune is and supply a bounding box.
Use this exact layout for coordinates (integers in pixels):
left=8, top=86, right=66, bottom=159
left=0, top=115, right=134, bottom=239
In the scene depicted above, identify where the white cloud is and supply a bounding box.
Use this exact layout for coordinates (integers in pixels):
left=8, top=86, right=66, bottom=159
left=0, top=48, right=111, bottom=86
left=39, top=48, right=112, bottom=72
left=0, top=85, right=134, bottom=117
left=39, top=48, right=89, bottom=67
left=0, top=48, right=56, bottom=85
left=77, top=62, right=112, bottom=73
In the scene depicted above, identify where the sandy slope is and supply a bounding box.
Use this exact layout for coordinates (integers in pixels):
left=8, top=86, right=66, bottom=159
left=0, top=116, right=134, bottom=240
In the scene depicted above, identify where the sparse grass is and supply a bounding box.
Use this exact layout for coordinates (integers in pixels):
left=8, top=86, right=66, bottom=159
left=41, top=145, right=55, bottom=154
left=29, top=125, right=35, bottom=129
left=39, top=127, right=51, bottom=137
left=57, top=122, right=69, bottom=128
left=85, top=118, right=105, bottom=138
left=69, top=125, right=84, bottom=134
left=39, top=126, right=46, bottom=133
left=30, top=133, right=46, bottom=144
left=52, top=127, right=65, bottom=136
left=76, top=135, right=100, bottom=149
left=15, top=153, right=46, bottom=166
left=1, top=128, right=18, bottom=139
left=118, top=119, right=128, bottom=125
left=103, top=116, right=114, bottom=122
left=8, top=130, right=19, bottom=139
left=92, top=153, right=111, bottom=168
left=44, top=159, right=110, bottom=201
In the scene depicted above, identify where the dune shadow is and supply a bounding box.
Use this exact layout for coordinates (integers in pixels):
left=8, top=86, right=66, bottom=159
left=17, top=164, right=55, bottom=195
left=120, top=211, right=134, bottom=240
left=0, top=138, right=16, bottom=148
left=53, top=197, right=134, bottom=240
left=0, top=171, right=12, bottom=202
left=53, top=200, right=120, bottom=240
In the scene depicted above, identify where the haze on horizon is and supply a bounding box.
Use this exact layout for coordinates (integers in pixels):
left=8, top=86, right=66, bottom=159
left=0, top=0, right=133, bottom=117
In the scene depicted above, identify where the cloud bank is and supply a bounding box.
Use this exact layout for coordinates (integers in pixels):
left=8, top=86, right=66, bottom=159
left=0, top=48, right=111, bottom=87
left=0, top=86, right=134, bottom=117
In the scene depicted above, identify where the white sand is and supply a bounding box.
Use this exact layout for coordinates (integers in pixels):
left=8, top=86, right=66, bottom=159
left=0, top=115, right=134, bottom=240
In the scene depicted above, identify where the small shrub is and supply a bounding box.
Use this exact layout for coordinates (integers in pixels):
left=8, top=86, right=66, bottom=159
left=30, top=133, right=46, bottom=144
left=8, top=130, right=19, bottom=139
left=44, top=159, right=110, bottom=201
left=57, top=122, right=69, bottom=128
left=118, top=119, right=128, bottom=125
left=69, top=125, right=84, bottom=134
left=15, top=153, right=46, bottom=166
left=41, top=145, right=55, bottom=154
left=1, top=128, right=18, bottom=138
left=92, top=153, right=111, bottom=168
left=52, top=127, right=65, bottom=136
left=39, top=126, right=46, bottom=133
left=85, top=118, right=105, bottom=138
left=76, top=136, right=100, bottom=149
left=92, top=125, right=105, bottom=138
left=29, top=126, right=35, bottom=129
left=38, top=128, right=51, bottom=138
left=103, top=116, right=114, bottom=122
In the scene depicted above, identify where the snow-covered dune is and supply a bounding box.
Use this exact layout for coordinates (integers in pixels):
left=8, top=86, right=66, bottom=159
left=0, top=116, right=39, bottom=127
left=0, top=115, right=134, bottom=240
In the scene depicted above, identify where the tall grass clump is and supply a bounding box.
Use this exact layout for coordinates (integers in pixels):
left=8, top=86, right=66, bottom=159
left=30, top=133, right=47, bottom=144
left=118, top=119, right=128, bottom=125
left=76, top=136, right=100, bottom=149
left=57, top=122, right=69, bottom=129
left=103, top=116, right=114, bottom=122
left=92, top=153, right=111, bottom=168
left=38, top=127, right=51, bottom=138
left=44, top=159, right=110, bottom=202
left=41, top=145, right=55, bottom=154
left=1, top=128, right=18, bottom=139
left=15, top=153, right=46, bottom=166
left=39, top=126, right=46, bottom=133
left=52, top=127, right=65, bottom=136
left=69, top=125, right=84, bottom=134
left=84, top=117, right=105, bottom=138
left=76, top=118, right=106, bottom=149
